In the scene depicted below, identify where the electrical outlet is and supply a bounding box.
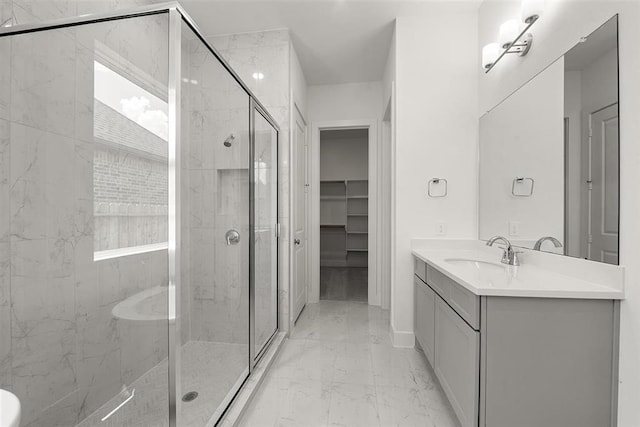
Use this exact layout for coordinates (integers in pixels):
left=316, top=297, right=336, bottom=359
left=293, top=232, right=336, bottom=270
left=509, top=221, right=520, bottom=237
left=437, top=222, right=447, bottom=236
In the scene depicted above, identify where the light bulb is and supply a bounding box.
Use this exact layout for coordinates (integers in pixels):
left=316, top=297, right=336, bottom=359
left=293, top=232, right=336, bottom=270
left=482, top=43, right=500, bottom=70
left=499, top=19, right=520, bottom=49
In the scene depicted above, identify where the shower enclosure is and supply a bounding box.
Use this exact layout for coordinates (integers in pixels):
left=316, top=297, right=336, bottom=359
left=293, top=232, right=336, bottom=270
left=0, top=3, right=279, bottom=426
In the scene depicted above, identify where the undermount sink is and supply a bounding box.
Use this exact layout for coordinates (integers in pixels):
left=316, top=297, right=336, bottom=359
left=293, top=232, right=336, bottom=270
left=112, top=285, right=171, bottom=322
left=444, top=258, right=506, bottom=272
left=0, top=389, right=21, bottom=427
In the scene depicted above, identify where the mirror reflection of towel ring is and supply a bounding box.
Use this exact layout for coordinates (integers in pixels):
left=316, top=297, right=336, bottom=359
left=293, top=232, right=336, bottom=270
left=428, top=178, right=448, bottom=198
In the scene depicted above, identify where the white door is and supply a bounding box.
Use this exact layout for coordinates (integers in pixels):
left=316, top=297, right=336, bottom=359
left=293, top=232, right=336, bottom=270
left=293, top=107, right=308, bottom=321
left=588, top=103, right=619, bottom=264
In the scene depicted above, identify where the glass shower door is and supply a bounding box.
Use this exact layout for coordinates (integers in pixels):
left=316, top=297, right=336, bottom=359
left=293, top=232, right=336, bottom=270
left=178, top=20, right=250, bottom=426
left=252, top=105, right=279, bottom=360
left=0, top=12, right=172, bottom=427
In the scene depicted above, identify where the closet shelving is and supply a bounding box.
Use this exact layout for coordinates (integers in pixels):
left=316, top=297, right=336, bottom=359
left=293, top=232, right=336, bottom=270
left=320, top=179, right=368, bottom=267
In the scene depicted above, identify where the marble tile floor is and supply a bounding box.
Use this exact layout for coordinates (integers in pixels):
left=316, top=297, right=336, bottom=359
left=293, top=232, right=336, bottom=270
left=320, top=267, right=368, bottom=302
left=238, top=301, right=461, bottom=427
left=77, top=341, right=247, bottom=427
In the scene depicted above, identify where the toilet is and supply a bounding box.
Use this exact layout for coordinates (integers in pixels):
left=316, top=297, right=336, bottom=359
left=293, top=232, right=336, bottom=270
left=0, top=389, right=21, bottom=427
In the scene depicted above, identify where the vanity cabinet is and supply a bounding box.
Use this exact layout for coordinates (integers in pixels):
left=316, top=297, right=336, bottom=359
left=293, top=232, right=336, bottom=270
left=415, top=266, right=479, bottom=427
left=414, top=276, right=435, bottom=364
left=434, top=296, right=479, bottom=427
left=413, top=257, right=620, bottom=427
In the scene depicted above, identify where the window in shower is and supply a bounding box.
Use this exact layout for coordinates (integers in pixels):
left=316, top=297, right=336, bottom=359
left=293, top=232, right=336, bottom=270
left=92, top=53, right=169, bottom=260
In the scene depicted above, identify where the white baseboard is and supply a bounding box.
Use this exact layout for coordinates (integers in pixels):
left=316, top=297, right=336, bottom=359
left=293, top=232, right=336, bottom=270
left=390, top=326, right=415, bottom=348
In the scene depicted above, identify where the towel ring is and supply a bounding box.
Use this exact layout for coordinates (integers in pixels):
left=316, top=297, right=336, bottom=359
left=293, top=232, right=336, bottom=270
left=512, top=177, right=534, bottom=197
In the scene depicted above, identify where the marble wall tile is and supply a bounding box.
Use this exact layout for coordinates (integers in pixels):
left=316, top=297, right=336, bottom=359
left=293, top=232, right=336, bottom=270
left=0, top=0, right=11, bottom=25
left=10, top=28, right=76, bottom=137
left=9, top=123, right=47, bottom=240
left=73, top=42, right=95, bottom=145
left=187, top=109, right=227, bottom=170
left=12, top=0, right=76, bottom=23
left=10, top=123, right=80, bottom=241
left=75, top=13, right=169, bottom=86
left=217, top=168, right=249, bottom=215
left=118, top=316, right=168, bottom=386
left=0, top=118, right=9, bottom=242
left=0, top=37, right=9, bottom=121
left=259, top=29, right=290, bottom=48
left=0, top=240, right=10, bottom=389
left=226, top=29, right=289, bottom=51
left=251, top=45, right=289, bottom=106
left=75, top=303, right=122, bottom=420
left=10, top=237, right=78, bottom=426
left=46, top=130, right=77, bottom=240
left=30, top=391, right=79, bottom=427
left=188, top=227, right=215, bottom=300
left=73, top=140, right=95, bottom=237
left=75, top=0, right=163, bottom=16
left=187, top=170, right=217, bottom=229
left=192, top=297, right=248, bottom=344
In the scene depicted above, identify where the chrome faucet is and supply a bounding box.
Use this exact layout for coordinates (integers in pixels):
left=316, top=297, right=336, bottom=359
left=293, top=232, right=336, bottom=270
left=533, top=236, right=562, bottom=251
left=486, top=236, right=521, bottom=266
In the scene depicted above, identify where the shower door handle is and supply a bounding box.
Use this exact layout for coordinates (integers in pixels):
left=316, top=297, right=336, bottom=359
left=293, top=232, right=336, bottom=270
left=226, top=229, right=240, bottom=245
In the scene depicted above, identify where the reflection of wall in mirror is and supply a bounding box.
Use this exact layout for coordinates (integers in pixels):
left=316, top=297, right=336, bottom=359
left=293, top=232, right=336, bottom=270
left=479, top=59, right=564, bottom=249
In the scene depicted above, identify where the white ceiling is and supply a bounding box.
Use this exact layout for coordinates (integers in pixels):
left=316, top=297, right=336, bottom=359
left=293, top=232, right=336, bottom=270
left=564, top=15, right=617, bottom=72
left=179, top=0, right=472, bottom=86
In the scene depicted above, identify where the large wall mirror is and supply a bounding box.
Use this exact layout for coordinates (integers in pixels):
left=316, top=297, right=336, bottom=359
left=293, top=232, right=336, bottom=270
left=479, top=15, right=619, bottom=265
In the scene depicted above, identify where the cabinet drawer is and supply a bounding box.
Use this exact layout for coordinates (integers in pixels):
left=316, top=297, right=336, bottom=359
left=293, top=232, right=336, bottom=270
left=435, top=296, right=479, bottom=427
left=427, top=264, right=480, bottom=330
left=414, top=258, right=427, bottom=282
left=415, top=276, right=436, bottom=365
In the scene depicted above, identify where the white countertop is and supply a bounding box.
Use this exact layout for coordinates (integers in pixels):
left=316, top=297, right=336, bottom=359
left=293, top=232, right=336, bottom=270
left=411, top=239, right=624, bottom=300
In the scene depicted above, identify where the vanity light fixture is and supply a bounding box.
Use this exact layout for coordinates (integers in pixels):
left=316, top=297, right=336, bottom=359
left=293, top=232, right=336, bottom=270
left=483, top=0, right=542, bottom=73
left=252, top=72, right=264, bottom=80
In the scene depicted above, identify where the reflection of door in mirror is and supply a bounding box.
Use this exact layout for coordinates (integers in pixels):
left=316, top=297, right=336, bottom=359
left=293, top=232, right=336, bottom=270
left=588, top=104, right=619, bottom=264
left=564, top=15, right=618, bottom=264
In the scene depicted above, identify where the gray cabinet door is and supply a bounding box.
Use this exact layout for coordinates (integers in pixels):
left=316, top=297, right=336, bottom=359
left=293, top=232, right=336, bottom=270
left=435, top=296, right=479, bottom=427
left=415, top=276, right=435, bottom=364
left=482, top=297, right=616, bottom=427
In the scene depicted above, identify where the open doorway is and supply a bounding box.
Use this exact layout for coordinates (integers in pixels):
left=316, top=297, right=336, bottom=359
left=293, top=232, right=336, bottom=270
left=319, top=129, right=369, bottom=301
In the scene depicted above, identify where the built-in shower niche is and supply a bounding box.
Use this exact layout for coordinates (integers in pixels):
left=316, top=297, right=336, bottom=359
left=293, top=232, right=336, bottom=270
left=217, top=168, right=249, bottom=216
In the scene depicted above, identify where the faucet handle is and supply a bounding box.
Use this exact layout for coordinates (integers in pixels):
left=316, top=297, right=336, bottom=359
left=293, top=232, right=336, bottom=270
left=510, top=249, right=523, bottom=266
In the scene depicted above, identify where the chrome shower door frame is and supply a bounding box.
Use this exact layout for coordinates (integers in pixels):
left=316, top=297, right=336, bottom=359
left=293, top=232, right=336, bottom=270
left=167, top=8, right=182, bottom=427
left=249, top=99, right=281, bottom=367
